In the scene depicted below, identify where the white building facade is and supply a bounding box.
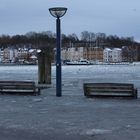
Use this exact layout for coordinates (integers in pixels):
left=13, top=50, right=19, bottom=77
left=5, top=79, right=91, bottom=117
left=103, top=48, right=112, bottom=62
left=103, top=48, right=122, bottom=62
left=0, top=49, right=4, bottom=62
left=112, top=48, right=122, bottom=62
left=61, top=47, right=84, bottom=61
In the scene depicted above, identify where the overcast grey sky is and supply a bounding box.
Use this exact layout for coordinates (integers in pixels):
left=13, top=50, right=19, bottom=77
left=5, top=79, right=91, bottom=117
left=0, top=0, right=140, bottom=41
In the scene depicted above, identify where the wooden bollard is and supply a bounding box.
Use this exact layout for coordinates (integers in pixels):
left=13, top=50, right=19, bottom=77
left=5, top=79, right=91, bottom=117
left=38, top=48, right=52, bottom=85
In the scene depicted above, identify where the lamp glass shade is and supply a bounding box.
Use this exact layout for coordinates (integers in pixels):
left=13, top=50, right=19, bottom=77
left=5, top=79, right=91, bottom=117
left=49, top=7, right=67, bottom=18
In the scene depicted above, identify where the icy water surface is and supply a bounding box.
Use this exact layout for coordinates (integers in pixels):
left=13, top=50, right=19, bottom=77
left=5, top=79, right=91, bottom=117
left=0, top=64, right=140, bottom=87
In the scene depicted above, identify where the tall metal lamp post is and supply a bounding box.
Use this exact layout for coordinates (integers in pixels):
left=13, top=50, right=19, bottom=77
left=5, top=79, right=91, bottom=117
left=49, top=7, right=67, bottom=97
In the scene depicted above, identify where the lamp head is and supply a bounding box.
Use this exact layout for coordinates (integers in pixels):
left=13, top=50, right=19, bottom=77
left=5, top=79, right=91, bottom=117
left=49, top=7, right=67, bottom=18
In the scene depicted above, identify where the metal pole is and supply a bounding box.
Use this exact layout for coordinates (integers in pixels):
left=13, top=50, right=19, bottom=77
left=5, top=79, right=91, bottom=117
left=56, top=17, right=62, bottom=97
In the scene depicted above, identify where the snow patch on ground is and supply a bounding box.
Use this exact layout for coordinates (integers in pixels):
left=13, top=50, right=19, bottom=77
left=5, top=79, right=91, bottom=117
left=85, top=128, right=112, bottom=136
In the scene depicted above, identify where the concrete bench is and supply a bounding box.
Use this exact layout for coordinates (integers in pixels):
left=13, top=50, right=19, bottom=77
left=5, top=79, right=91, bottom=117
left=0, top=81, right=40, bottom=95
left=83, top=83, right=137, bottom=99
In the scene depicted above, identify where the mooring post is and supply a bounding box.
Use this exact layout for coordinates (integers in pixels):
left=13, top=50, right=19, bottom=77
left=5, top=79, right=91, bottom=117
left=44, top=49, right=52, bottom=84
left=38, top=48, right=52, bottom=85
left=38, top=51, right=45, bottom=84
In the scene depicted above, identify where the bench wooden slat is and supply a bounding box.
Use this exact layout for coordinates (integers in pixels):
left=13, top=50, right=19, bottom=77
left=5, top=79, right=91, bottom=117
left=0, top=86, right=35, bottom=89
left=84, top=84, right=133, bottom=88
left=0, top=81, right=40, bottom=95
left=84, top=84, right=134, bottom=87
left=87, top=89, right=133, bottom=92
left=88, top=92, right=134, bottom=96
left=84, top=83, right=137, bottom=99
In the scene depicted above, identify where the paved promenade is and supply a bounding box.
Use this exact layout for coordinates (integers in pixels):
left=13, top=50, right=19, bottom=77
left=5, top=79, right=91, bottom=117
left=0, top=85, right=140, bottom=140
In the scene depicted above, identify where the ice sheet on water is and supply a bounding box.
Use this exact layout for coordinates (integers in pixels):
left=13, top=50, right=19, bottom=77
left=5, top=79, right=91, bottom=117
left=0, top=65, right=38, bottom=81
left=0, top=65, right=140, bottom=85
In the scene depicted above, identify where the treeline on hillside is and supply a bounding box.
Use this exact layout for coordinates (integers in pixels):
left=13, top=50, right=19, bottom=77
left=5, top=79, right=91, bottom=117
left=0, top=31, right=140, bottom=48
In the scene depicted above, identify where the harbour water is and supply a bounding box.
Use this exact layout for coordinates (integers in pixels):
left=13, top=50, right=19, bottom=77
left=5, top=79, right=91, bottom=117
left=0, top=64, right=140, bottom=90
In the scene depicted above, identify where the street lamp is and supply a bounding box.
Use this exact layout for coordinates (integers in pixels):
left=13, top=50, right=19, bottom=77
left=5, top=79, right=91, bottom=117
left=49, top=7, right=67, bottom=97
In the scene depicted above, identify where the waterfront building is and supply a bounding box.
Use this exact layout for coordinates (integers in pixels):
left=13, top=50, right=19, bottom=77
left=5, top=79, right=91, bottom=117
left=112, top=48, right=122, bottom=62
left=103, top=48, right=112, bottom=62
left=0, top=49, right=4, bottom=62
left=62, top=47, right=84, bottom=61
left=61, top=48, right=67, bottom=61
left=83, top=47, right=103, bottom=61
left=61, top=46, right=104, bottom=62
left=3, top=48, right=18, bottom=63
left=18, top=48, right=28, bottom=62
left=103, top=48, right=122, bottom=62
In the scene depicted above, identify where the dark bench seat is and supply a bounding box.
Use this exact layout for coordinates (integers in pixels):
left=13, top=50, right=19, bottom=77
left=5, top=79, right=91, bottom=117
left=83, top=83, right=137, bottom=99
left=0, top=81, right=40, bottom=95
